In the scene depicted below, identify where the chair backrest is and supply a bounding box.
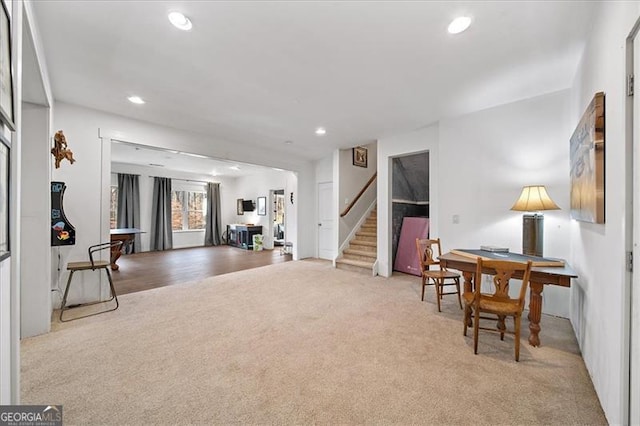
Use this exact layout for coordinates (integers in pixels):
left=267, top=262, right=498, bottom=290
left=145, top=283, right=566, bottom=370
left=415, top=238, right=443, bottom=272
left=474, top=258, right=533, bottom=308
left=88, top=241, right=123, bottom=268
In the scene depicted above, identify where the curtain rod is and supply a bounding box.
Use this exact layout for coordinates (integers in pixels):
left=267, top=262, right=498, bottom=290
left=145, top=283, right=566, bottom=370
left=149, top=176, right=214, bottom=185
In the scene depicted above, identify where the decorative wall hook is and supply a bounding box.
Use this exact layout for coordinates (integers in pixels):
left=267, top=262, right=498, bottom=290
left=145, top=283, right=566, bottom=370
left=51, top=130, right=76, bottom=169
left=290, top=192, right=294, bottom=204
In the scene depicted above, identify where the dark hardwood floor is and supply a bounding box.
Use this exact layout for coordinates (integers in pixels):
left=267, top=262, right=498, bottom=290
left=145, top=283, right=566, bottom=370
left=111, top=245, right=292, bottom=295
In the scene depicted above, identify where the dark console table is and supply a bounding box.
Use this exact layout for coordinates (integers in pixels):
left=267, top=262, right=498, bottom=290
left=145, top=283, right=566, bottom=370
left=227, top=224, right=262, bottom=250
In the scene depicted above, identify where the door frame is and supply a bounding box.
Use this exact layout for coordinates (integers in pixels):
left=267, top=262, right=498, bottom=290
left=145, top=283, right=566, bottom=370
left=628, top=16, right=640, bottom=425
left=268, top=189, right=285, bottom=250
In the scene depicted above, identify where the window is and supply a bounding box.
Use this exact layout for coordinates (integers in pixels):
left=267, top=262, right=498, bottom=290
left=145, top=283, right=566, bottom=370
left=172, top=190, right=206, bottom=230
left=110, top=185, right=118, bottom=229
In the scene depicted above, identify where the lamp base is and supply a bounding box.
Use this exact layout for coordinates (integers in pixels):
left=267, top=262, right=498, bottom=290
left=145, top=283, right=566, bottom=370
left=522, top=214, right=543, bottom=257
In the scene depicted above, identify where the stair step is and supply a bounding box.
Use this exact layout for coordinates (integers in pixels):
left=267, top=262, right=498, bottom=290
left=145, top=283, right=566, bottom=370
left=349, top=247, right=376, bottom=255
left=355, top=232, right=377, bottom=243
left=343, top=248, right=377, bottom=261
left=336, top=258, right=374, bottom=268
left=350, top=240, right=377, bottom=248
left=356, top=231, right=376, bottom=237
left=360, top=224, right=376, bottom=230
left=335, top=258, right=375, bottom=275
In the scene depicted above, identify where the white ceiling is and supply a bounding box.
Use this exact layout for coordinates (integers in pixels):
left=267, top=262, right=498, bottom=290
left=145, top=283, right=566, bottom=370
left=33, top=1, right=596, bottom=161
left=111, top=141, right=282, bottom=178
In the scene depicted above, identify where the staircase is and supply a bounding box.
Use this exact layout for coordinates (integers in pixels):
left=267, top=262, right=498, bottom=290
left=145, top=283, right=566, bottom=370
left=335, top=207, right=377, bottom=275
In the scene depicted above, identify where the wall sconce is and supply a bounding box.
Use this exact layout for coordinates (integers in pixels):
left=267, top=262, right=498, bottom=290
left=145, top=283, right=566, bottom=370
left=510, top=185, right=559, bottom=257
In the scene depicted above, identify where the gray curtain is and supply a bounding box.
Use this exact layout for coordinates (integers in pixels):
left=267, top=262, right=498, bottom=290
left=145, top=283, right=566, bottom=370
left=116, top=173, right=141, bottom=253
left=150, top=177, right=173, bottom=251
left=204, top=182, right=222, bottom=246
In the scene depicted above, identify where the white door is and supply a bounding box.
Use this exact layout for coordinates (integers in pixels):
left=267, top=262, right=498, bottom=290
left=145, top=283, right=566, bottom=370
left=318, top=182, right=335, bottom=260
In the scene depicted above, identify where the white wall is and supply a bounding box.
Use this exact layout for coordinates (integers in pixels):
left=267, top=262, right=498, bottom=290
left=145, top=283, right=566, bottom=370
left=50, top=105, right=108, bottom=307
left=20, top=103, right=51, bottom=337
left=378, top=90, right=573, bottom=318
left=315, top=154, right=333, bottom=183
left=51, top=101, right=316, bottom=306
left=378, top=124, right=439, bottom=278
left=568, top=3, right=640, bottom=424
left=232, top=170, right=293, bottom=250
left=111, top=163, right=237, bottom=251
left=338, top=141, right=377, bottom=246
left=2, top=0, right=24, bottom=405
left=439, top=90, right=572, bottom=318
left=0, top=260, right=9, bottom=402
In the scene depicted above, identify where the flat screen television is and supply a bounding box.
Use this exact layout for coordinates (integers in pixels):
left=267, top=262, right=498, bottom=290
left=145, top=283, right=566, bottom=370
left=242, top=200, right=255, bottom=211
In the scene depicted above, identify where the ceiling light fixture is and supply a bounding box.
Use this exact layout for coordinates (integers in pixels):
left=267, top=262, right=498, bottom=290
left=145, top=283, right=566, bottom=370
left=315, top=127, right=327, bottom=136
left=128, top=96, right=145, bottom=104
left=448, top=16, right=471, bottom=34
left=168, top=11, right=193, bottom=31
left=284, top=140, right=293, bottom=145
left=229, top=165, right=240, bottom=171
left=180, top=151, right=208, bottom=159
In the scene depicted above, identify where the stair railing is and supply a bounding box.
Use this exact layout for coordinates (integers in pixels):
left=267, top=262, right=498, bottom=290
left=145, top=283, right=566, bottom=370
left=340, top=172, right=377, bottom=217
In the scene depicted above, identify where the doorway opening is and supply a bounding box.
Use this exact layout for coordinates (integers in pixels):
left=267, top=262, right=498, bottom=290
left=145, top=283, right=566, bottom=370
left=273, top=189, right=285, bottom=246
left=390, top=151, right=429, bottom=274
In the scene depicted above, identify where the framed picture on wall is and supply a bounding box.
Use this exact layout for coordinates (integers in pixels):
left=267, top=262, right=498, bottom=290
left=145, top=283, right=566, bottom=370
left=257, top=196, right=266, bottom=216
left=237, top=198, right=244, bottom=215
left=570, top=92, right=605, bottom=223
left=0, top=0, right=14, bottom=130
left=353, top=146, right=367, bottom=168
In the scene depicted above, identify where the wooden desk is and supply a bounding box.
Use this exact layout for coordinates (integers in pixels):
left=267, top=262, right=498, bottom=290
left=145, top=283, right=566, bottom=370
left=439, top=251, right=577, bottom=347
left=110, top=228, right=144, bottom=270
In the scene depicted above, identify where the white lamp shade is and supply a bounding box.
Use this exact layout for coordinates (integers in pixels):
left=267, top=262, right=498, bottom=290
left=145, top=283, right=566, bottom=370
left=511, top=185, right=560, bottom=212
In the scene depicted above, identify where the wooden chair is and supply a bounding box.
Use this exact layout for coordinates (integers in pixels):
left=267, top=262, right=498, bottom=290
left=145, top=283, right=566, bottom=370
left=462, top=258, right=533, bottom=361
left=59, top=241, right=123, bottom=322
left=415, top=238, right=462, bottom=312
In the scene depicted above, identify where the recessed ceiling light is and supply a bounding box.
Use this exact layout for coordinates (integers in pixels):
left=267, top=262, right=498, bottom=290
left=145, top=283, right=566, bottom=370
left=168, top=11, right=192, bottom=31
left=284, top=140, right=293, bottom=145
left=128, top=96, right=145, bottom=104
left=211, top=171, right=218, bottom=176
left=272, top=167, right=285, bottom=172
left=448, top=16, right=471, bottom=34
left=229, top=165, right=240, bottom=171
left=315, top=127, right=327, bottom=136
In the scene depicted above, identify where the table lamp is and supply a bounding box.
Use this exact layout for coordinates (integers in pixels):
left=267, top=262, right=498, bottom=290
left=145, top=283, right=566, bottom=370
left=510, top=185, right=559, bottom=257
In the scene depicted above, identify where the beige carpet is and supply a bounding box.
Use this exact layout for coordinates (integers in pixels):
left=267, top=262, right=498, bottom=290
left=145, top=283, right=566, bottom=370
left=21, top=260, right=606, bottom=425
